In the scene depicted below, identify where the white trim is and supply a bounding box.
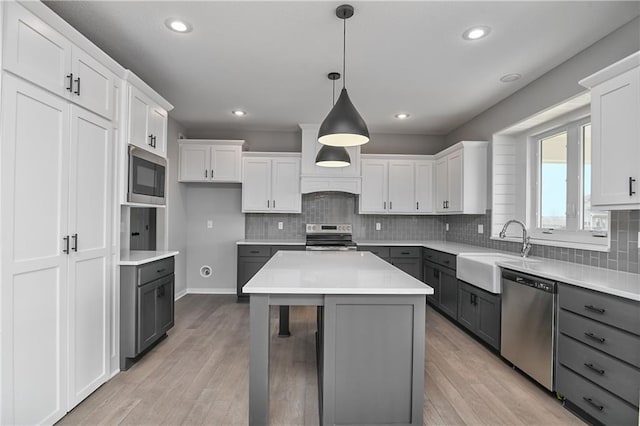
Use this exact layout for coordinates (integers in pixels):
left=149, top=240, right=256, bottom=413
left=491, top=236, right=609, bottom=252
left=174, top=288, right=188, bottom=301
left=186, top=288, right=236, bottom=295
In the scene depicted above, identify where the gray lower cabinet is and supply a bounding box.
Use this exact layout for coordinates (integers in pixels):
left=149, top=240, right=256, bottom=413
left=556, top=283, right=640, bottom=426
left=457, top=280, right=501, bottom=350
left=121, top=257, right=175, bottom=370
left=423, top=248, right=458, bottom=320
left=439, top=268, right=458, bottom=319
left=237, top=244, right=304, bottom=300
left=359, top=246, right=423, bottom=281
left=423, top=261, right=440, bottom=308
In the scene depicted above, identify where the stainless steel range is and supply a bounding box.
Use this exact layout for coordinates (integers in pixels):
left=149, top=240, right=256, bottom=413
left=305, top=224, right=356, bottom=251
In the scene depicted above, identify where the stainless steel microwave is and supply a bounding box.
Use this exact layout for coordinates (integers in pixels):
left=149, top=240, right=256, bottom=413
left=128, top=146, right=166, bottom=205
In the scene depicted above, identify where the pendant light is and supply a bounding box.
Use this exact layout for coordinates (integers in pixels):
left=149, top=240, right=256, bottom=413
left=316, top=72, right=351, bottom=167
left=317, top=4, right=369, bottom=147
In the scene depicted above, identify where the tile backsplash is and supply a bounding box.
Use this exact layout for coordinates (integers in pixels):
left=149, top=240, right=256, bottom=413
left=245, top=194, right=639, bottom=274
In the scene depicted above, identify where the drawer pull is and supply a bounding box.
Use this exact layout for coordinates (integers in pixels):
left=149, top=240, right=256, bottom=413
left=157, top=268, right=166, bottom=274
left=400, top=251, right=411, bottom=255
left=582, top=397, right=604, bottom=411
left=584, top=304, right=605, bottom=314
left=443, top=260, right=450, bottom=264
left=250, top=250, right=260, bottom=254
left=583, top=362, right=605, bottom=375
left=584, top=332, right=606, bottom=343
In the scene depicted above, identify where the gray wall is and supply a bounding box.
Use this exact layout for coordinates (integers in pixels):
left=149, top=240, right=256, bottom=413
left=166, top=117, right=188, bottom=297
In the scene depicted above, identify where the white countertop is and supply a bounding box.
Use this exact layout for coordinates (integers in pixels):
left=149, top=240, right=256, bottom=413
left=356, top=240, right=500, bottom=255
left=497, top=257, right=640, bottom=301
left=119, top=250, right=179, bottom=266
left=243, top=251, right=433, bottom=295
left=236, top=239, right=305, bottom=245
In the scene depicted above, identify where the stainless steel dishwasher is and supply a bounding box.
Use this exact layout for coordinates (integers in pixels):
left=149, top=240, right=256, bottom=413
left=501, top=269, right=557, bottom=391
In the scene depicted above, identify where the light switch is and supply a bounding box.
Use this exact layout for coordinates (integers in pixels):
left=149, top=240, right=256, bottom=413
left=375, top=223, right=381, bottom=231
left=207, top=220, right=213, bottom=229
left=478, top=224, right=484, bottom=234
left=278, top=222, right=283, bottom=230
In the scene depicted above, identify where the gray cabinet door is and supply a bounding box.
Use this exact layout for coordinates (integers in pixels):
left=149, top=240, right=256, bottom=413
left=423, top=261, right=440, bottom=308
left=476, top=291, right=500, bottom=350
left=156, top=276, right=174, bottom=335
left=439, top=268, right=458, bottom=319
left=137, top=281, right=158, bottom=353
left=391, top=258, right=422, bottom=281
left=237, top=256, right=270, bottom=297
left=457, top=283, right=476, bottom=331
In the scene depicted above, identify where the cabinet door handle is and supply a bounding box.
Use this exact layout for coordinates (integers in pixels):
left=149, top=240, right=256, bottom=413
left=71, top=233, right=78, bottom=252
left=157, top=285, right=165, bottom=298
left=584, top=332, right=605, bottom=343
left=629, top=177, right=636, bottom=196
left=267, top=200, right=270, bottom=208
left=205, top=170, right=208, bottom=178
left=470, top=292, right=474, bottom=305
left=73, top=77, right=81, bottom=95
left=583, top=363, right=605, bottom=375
left=389, top=201, right=392, bottom=210
left=63, top=235, right=70, bottom=254
left=416, top=201, right=419, bottom=210
left=157, top=268, right=166, bottom=274
left=383, top=201, right=386, bottom=210
left=584, top=304, right=605, bottom=314
left=400, top=251, right=410, bottom=255
left=148, top=134, right=154, bottom=146
left=152, top=136, right=157, bottom=148
left=66, top=73, right=73, bottom=92
left=582, top=397, right=604, bottom=411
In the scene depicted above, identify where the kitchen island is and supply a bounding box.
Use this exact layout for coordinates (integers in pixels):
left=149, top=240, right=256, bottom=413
left=243, top=251, right=433, bottom=426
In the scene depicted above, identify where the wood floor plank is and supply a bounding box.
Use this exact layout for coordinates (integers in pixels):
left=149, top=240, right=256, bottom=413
left=57, top=295, right=584, bottom=425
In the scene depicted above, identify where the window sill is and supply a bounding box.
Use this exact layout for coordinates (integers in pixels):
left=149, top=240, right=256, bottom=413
left=490, top=236, right=609, bottom=252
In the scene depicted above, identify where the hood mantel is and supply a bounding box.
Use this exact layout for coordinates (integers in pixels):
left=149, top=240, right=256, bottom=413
left=299, top=124, right=362, bottom=194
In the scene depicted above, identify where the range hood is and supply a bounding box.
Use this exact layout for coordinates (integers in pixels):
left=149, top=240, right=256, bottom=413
left=299, top=124, right=362, bottom=194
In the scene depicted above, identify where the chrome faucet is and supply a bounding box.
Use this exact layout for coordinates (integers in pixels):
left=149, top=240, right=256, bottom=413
left=499, top=219, right=532, bottom=258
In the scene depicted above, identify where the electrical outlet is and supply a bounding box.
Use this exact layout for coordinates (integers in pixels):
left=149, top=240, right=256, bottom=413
left=207, top=220, right=213, bottom=229
left=375, top=223, right=381, bottom=231
left=445, top=223, right=449, bottom=231
left=278, top=222, right=283, bottom=230
left=478, top=224, right=484, bottom=234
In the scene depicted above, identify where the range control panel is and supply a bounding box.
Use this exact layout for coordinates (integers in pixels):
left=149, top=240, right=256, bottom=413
left=305, top=224, right=352, bottom=234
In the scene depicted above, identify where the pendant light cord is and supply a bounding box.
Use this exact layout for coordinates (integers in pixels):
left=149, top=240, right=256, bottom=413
left=342, top=17, right=346, bottom=89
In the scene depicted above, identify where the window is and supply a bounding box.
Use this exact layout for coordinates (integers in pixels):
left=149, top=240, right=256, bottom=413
left=531, top=117, right=609, bottom=246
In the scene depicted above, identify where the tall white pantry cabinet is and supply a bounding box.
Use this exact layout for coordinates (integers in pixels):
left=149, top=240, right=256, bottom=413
left=0, top=2, right=170, bottom=425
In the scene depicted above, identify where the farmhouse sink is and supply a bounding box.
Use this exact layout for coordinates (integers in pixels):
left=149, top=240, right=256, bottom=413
left=456, top=253, right=538, bottom=293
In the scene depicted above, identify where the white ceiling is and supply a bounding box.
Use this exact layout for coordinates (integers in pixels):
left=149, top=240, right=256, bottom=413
left=44, top=1, right=640, bottom=135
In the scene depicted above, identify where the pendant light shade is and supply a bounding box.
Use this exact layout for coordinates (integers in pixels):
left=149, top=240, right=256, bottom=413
left=315, top=144, right=351, bottom=167
left=317, top=4, right=369, bottom=148
left=318, top=88, right=369, bottom=147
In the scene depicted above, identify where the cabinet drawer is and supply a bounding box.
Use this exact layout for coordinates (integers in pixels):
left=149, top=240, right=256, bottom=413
left=558, top=333, right=640, bottom=406
left=557, top=365, right=638, bottom=426
left=559, top=309, right=640, bottom=368
left=138, top=257, right=174, bottom=285
left=238, top=245, right=271, bottom=257
left=390, top=246, right=421, bottom=258
left=358, top=246, right=390, bottom=259
left=271, top=245, right=304, bottom=255
left=423, top=248, right=438, bottom=262
left=559, top=283, right=640, bottom=335
left=437, top=251, right=456, bottom=269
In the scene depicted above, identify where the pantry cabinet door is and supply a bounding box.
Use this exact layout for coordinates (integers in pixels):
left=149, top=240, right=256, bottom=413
left=1, top=74, right=70, bottom=426
left=3, top=2, right=72, bottom=98
left=388, top=160, right=415, bottom=213
left=67, top=106, right=112, bottom=407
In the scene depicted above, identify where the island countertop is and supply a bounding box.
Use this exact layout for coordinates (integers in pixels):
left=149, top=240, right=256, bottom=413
left=243, top=251, right=433, bottom=295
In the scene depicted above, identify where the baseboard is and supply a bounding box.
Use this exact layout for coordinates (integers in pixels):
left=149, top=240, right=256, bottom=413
left=186, top=288, right=236, bottom=295
left=174, top=288, right=188, bottom=301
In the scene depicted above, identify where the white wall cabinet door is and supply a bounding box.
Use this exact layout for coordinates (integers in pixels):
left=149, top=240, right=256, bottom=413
left=71, top=47, right=114, bottom=120
left=388, top=161, right=415, bottom=213
left=211, top=145, right=242, bottom=182
left=447, top=151, right=464, bottom=212
left=1, top=75, right=70, bottom=426
left=271, top=158, right=301, bottom=213
left=435, top=158, right=448, bottom=213
left=415, top=161, right=434, bottom=213
left=3, top=2, right=72, bottom=98
left=128, top=86, right=150, bottom=150
left=179, top=144, right=210, bottom=181
left=360, top=160, right=388, bottom=214
left=148, top=105, right=167, bottom=155
left=590, top=67, right=640, bottom=207
left=242, top=158, right=272, bottom=212
left=67, top=107, right=111, bottom=407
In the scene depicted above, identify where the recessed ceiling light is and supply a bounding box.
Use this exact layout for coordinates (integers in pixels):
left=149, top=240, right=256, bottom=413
left=232, top=110, right=247, bottom=117
left=500, top=73, right=522, bottom=83
left=394, top=113, right=410, bottom=120
left=462, top=26, right=491, bottom=41
left=165, top=18, right=192, bottom=33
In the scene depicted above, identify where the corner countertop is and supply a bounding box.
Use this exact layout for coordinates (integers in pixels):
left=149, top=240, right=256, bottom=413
left=236, top=239, right=305, bottom=246
left=497, top=257, right=640, bottom=301
left=243, top=251, right=433, bottom=295
left=119, top=250, right=179, bottom=266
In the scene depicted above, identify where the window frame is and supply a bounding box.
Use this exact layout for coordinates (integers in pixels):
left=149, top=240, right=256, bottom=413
left=528, top=116, right=610, bottom=248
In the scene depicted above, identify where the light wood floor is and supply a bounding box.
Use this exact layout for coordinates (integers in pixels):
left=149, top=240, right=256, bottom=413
left=58, top=295, right=583, bottom=425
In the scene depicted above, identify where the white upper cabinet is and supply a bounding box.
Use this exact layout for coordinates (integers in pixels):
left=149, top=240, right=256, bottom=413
left=242, top=153, right=301, bottom=213
left=435, top=141, right=488, bottom=214
left=580, top=52, right=640, bottom=210
left=127, top=86, right=167, bottom=157
left=178, top=140, right=244, bottom=183
left=360, top=155, right=434, bottom=215
left=3, top=2, right=115, bottom=120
